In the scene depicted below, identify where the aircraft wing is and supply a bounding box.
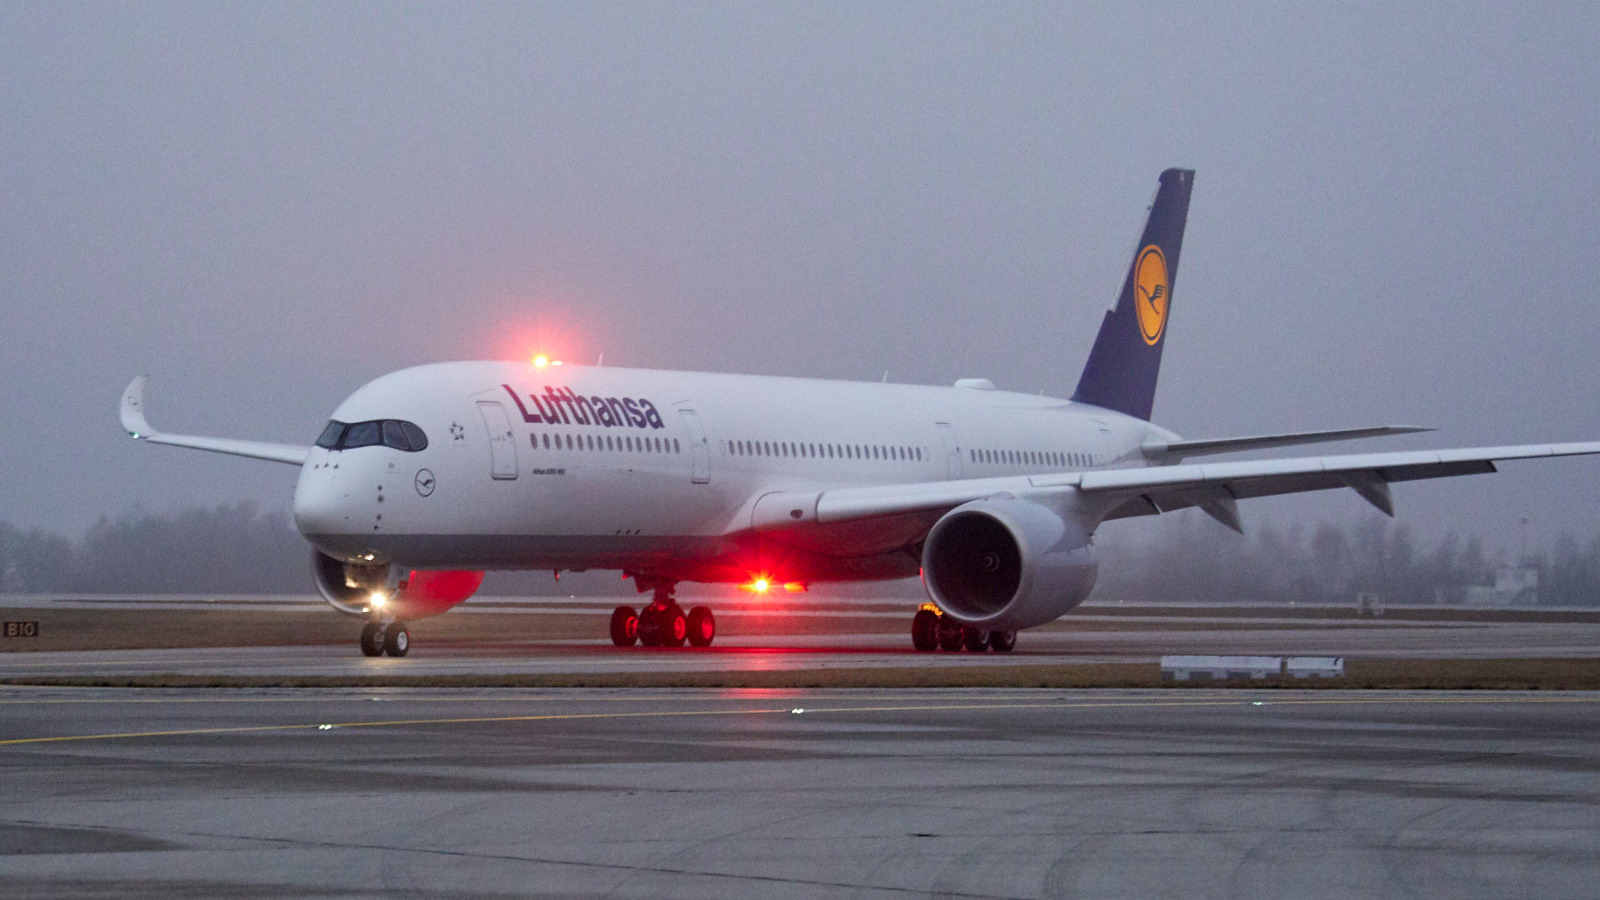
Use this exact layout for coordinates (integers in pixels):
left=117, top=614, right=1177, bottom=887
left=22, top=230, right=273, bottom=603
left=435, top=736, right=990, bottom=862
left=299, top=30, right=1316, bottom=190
left=120, top=375, right=310, bottom=466
left=1139, top=425, right=1432, bottom=461
left=1078, top=442, right=1600, bottom=529
left=752, top=442, right=1600, bottom=535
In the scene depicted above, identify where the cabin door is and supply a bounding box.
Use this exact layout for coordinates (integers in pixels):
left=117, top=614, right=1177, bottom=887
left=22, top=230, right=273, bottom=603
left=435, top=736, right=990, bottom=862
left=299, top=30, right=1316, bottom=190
left=679, top=409, right=710, bottom=484
left=477, top=401, right=519, bottom=480
left=936, top=422, right=963, bottom=479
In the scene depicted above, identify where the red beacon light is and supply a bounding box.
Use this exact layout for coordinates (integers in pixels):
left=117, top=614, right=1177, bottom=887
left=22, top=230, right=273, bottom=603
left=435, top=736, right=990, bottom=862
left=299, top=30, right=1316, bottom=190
left=738, top=576, right=808, bottom=595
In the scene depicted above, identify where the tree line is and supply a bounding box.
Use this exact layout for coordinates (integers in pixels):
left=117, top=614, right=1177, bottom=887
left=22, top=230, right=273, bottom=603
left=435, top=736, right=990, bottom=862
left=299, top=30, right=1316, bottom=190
left=1, top=504, right=307, bottom=594
left=1095, top=514, right=1600, bottom=607
left=4, top=504, right=1600, bottom=605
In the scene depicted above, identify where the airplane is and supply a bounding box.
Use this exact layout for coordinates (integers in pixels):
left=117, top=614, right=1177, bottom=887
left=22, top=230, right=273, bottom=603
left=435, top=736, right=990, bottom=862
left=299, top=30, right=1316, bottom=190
left=120, top=168, right=1600, bottom=657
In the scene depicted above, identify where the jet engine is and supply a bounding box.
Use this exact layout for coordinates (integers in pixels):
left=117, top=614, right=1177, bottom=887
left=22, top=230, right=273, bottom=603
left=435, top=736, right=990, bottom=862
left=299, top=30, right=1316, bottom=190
left=920, top=497, right=1097, bottom=631
left=311, top=550, right=484, bottom=619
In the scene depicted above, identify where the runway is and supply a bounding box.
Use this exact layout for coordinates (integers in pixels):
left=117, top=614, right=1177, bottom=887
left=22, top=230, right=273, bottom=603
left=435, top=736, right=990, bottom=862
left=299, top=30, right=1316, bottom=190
left=4, top=618, right=1599, bottom=681
left=2, top=686, right=1598, bottom=899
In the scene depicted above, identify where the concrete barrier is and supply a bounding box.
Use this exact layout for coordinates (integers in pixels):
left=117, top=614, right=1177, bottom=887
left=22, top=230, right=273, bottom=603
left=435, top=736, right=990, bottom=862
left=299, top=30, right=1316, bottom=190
left=1286, top=656, right=1344, bottom=678
left=1161, top=655, right=1283, bottom=681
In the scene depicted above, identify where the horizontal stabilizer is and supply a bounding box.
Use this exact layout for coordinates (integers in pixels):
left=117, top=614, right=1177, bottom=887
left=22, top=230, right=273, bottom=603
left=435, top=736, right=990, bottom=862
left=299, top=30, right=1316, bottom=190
left=121, top=375, right=309, bottom=466
left=1141, top=425, right=1432, bottom=462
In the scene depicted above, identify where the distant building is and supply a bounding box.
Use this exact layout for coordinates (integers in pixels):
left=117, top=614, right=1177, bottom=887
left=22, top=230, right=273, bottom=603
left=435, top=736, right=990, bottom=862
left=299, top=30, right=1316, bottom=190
left=1465, top=566, right=1539, bottom=606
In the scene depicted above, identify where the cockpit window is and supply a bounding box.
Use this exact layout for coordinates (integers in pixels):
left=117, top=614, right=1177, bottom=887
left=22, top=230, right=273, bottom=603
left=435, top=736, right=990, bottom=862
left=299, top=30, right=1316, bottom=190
left=315, top=421, right=345, bottom=449
left=382, top=420, right=408, bottom=450
left=315, top=419, right=429, bottom=452
left=343, top=421, right=381, bottom=448
left=400, top=422, right=429, bottom=451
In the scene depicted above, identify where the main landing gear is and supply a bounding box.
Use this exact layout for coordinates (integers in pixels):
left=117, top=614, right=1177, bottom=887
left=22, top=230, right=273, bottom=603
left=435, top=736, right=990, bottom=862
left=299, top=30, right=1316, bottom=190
left=359, top=620, right=411, bottom=657
left=911, top=606, right=1015, bottom=653
left=611, top=584, right=716, bottom=648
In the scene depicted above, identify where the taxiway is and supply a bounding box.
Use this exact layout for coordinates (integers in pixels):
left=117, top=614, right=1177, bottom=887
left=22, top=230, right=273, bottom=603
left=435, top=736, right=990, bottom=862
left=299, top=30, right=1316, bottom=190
left=2, top=686, right=1598, bottom=899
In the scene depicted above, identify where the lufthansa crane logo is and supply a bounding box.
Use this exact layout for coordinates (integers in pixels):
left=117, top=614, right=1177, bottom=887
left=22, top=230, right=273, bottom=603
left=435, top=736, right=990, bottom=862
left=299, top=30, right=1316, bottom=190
left=1133, top=244, right=1169, bottom=346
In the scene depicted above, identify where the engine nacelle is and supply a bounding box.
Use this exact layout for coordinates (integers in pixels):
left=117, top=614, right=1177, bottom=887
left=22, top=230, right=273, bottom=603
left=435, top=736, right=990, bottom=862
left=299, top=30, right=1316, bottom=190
left=311, top=550, right=484, bottom=619
left=920, top=497, right=1097, bottom=631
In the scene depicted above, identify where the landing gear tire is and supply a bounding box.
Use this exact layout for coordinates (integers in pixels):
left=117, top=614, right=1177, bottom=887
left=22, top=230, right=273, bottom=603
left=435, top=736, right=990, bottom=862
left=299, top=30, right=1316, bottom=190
left=911, top=609, right=940, bottom=652
left=637, top=607, right=662, bottom=647
left=686, top=606, right=716, bottom=648
left=963, top=627, right=992, bottom=653
left=610, top=605, right=640, bottom=647
left=935, top=617, right=965, bottom=652
left=662, top=606, right=688, bottom=648
left=383, top=622, right=410, bottom=657
left=359, top=622, right=385, bottom=657
left=638, top=605, right=684, bottom=647
left=988, top=630, right=1017, bottom=653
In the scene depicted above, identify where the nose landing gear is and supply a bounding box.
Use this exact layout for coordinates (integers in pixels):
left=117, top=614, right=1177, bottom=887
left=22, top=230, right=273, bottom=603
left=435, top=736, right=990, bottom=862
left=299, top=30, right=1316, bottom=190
left=610, top=583, right=716, bottom=648
left=359, top=620, right=411, bottom=657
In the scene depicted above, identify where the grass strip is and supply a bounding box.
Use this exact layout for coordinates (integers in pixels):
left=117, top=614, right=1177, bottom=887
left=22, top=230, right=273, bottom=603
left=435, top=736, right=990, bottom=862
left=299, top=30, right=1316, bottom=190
left=0, top=608, right=1418, bottom=654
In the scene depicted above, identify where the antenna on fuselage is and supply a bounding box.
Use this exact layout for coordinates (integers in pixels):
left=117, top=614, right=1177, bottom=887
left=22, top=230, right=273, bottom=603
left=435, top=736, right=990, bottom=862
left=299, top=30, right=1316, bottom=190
left=597, top=353, right=605, bottom=367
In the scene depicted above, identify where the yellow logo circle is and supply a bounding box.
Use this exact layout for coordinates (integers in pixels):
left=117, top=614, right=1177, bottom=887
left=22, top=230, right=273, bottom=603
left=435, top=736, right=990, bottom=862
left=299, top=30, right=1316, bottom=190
left=1133, top=245, right=1169, bottom=346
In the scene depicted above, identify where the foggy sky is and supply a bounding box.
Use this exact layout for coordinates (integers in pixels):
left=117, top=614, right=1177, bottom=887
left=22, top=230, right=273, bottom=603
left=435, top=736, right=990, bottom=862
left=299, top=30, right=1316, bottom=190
left=4, top=3, right=1599, bottom=560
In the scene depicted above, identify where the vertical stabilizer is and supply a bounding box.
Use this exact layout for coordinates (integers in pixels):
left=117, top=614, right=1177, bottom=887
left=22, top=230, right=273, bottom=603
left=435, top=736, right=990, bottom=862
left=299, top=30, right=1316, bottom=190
left=1071, top=168, right=1194, bottom=420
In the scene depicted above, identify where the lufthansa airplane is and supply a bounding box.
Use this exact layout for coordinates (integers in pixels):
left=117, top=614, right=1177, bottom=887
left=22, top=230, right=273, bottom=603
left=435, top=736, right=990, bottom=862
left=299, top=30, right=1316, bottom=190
left=121, top=169, right=1600, bottom=657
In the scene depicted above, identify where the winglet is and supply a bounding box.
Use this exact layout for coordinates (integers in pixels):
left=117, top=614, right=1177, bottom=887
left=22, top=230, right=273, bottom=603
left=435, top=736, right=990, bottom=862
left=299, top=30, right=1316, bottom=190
left=116, top=374, right=310, bottom=466
left=121, top=375, right=154, bottom=439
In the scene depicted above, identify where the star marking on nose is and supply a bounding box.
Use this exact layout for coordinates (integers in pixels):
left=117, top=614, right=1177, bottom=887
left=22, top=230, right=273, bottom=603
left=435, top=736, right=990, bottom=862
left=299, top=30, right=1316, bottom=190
left=450, top=422, right=465, bottom=440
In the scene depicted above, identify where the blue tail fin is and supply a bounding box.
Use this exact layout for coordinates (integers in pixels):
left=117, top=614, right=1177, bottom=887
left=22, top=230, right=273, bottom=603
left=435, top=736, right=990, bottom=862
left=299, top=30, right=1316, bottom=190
left=1071, top=168, right=1194, bottom=421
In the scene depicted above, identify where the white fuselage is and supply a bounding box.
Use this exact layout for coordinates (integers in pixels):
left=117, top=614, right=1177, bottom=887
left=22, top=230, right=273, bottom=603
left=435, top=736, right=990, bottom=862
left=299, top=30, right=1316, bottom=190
left=291, top=362, right=1174, bottom=584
